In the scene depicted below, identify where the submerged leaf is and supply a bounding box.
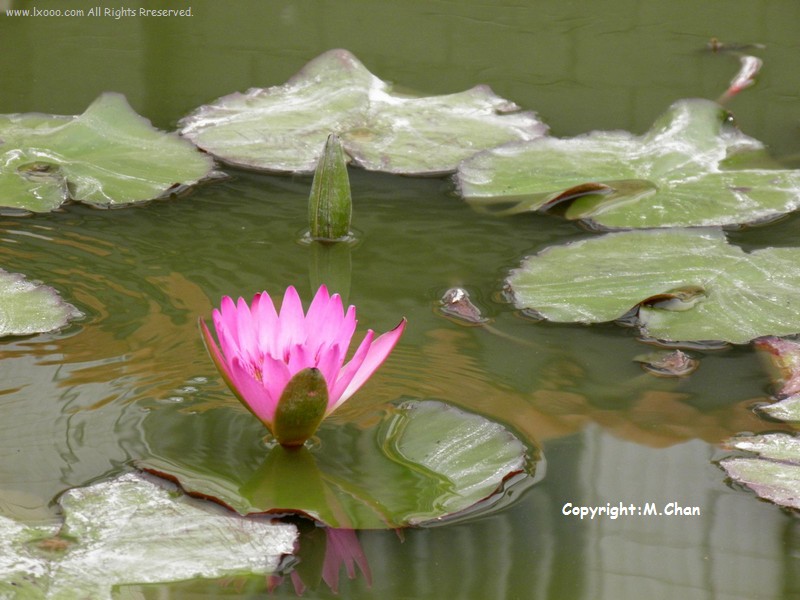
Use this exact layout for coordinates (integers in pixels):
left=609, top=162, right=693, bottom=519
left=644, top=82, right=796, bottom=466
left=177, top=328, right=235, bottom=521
left=721, top=434, right=800, bottom=510
left=0, top=93, right=214, bottom=212
left=0, top=269, right=81, bottom=336
left=506, top=228, right=800, bottom=344
left=458, top=98, right=800, bottom=229
left=139, top=399, right=539, bottom=529
left=180, top=49, right=546, bottom=175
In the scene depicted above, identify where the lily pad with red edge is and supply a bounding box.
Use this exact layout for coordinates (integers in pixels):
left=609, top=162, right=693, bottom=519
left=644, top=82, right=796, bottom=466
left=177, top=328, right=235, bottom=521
left=0, top=268, right=81, bottom=336
left=457, top=98, right=800, bottom=229
left=0, top=93, right=215, bottom=213
left=506, top=228, right=800, bottom=344
left=721, top=434, right=800, bottom=511
left=137, top=399, right=540, bottom=529
left=179, top=49, right=546, bottom=176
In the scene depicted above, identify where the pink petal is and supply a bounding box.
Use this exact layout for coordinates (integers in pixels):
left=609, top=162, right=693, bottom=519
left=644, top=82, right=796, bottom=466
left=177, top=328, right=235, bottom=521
left=285, top=341, right=316, bottom=374
left=305, top=285, right=331, bottom=327
left=306, top=290, right=348, bottom=357
left=259, top=353, right=293, bottom=420
left=199, top=317, right=236, bottom=391
left=330, top=304, right=357, bottom=351
left=329, top=329, right=375, bottom=410
left=213, top=309, right=242, bottom=367
left=227, top=355, right=278, bottom=425
left=315, top=343, right=346, bottom=392
left=277, top=286, right=307, bottom=352
left=251, top=291, right=279, bottom=356
left=215, top=296, right=239, bottom=350
left=235, top=296, right=258, bottom=361
left=329, top=319, right=406, bottom=414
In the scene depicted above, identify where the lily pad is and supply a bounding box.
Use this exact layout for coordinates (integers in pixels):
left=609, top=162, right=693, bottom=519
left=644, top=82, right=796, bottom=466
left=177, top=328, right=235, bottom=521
left=179, top=49, right=546, bottom=175
left=457, top=98, right=800, bottom=229
left=0, top=93, right=215, bottom=212
left=139, top=399, right=539, bottom=529
left=0, top=472, right=297, bottom=599
left=759, top=395, right=800, bottom=422
left=506, top=228, right=800, bottom=344
left=0, top=269, right=81, bottom=336
left=721, top=434, right=800, bottom=510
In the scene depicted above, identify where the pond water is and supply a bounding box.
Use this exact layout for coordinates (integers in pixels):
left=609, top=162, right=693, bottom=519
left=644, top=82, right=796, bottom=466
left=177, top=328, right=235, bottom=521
left=2, top=0, right=800, bottom=598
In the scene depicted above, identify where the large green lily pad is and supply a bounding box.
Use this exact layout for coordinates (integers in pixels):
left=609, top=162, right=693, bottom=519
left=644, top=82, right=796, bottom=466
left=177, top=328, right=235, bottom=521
left=0, top=269, right=81, bottom=336
left=457, top=98, right=800, bottom=229
left=721, top=434, right=800, bottom=511
left=179, top=49, right=546, bottom=175
left=507, top=228, right=800, bottom=344
left=0, top=472, right=297, bottom=599
left=0, top=93, right=215, bottom=212
left=139, top=399, right=539, bottom=529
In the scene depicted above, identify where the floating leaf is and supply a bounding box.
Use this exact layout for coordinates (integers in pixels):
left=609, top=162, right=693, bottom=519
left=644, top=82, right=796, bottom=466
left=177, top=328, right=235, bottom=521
left=0, top=93, right=215, bottom=212
left=759, top=395, right=800, bottom=422
left=139, top=399, right=539, bottom=529
left=0, top=269, right=80, bottom=336
left=179, top=49, right=546, bottom=175
left=457, top=98, right=800, bottom=229
left=721, top=434, right=800, bottom=510
left=506, top=228, right=800, bottom=344
left=0, top=473, right=296, bottom=599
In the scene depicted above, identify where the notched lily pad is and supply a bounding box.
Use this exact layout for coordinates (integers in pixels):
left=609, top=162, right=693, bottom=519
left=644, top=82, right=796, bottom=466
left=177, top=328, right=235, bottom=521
left=0, top=269, right=81, bottom=336
left=721, top=434, right=800, bottom=510
left=506, top=228, right=800, bottom=344
left=0, top=472, right=297, bottom=599
left=139, top=399, right=539, bottom=529
left=0, top=93, right=215, bottom=212
left=179, top=49, right=546, bottom=175
left=458, top=98, right=800, bottom=229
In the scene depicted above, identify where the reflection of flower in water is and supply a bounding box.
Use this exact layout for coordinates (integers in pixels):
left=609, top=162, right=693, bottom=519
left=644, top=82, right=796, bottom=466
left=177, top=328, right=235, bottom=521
left=200, top=285, right=405, bottom=446
left=269, top=526, right=372, bottom=595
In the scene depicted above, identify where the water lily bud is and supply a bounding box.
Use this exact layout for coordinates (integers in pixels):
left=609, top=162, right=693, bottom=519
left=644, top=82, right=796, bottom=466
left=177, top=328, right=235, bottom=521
left=309, top=134, right=352, bottom=241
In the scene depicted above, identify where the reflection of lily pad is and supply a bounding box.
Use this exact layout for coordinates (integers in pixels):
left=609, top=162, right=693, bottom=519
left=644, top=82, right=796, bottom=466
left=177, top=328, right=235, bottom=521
left=179, top=49, right=546, bottom=175
left=506, top=228, right=800, bottom=344
left=139, top=399, right=538, bottom=529
left=0, top=473, right=296, bottom=599
left=458, top=99, right=800, bottom=229
left=721, top=434, right=800, bottom=510
left=0, top=269, right=81, bottom=336
left=0, top=93, right=214, bottom=212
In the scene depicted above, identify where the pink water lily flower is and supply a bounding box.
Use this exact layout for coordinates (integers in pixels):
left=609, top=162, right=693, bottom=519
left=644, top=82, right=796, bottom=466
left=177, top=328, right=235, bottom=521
left=200, top=285, right=405, bottom=444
